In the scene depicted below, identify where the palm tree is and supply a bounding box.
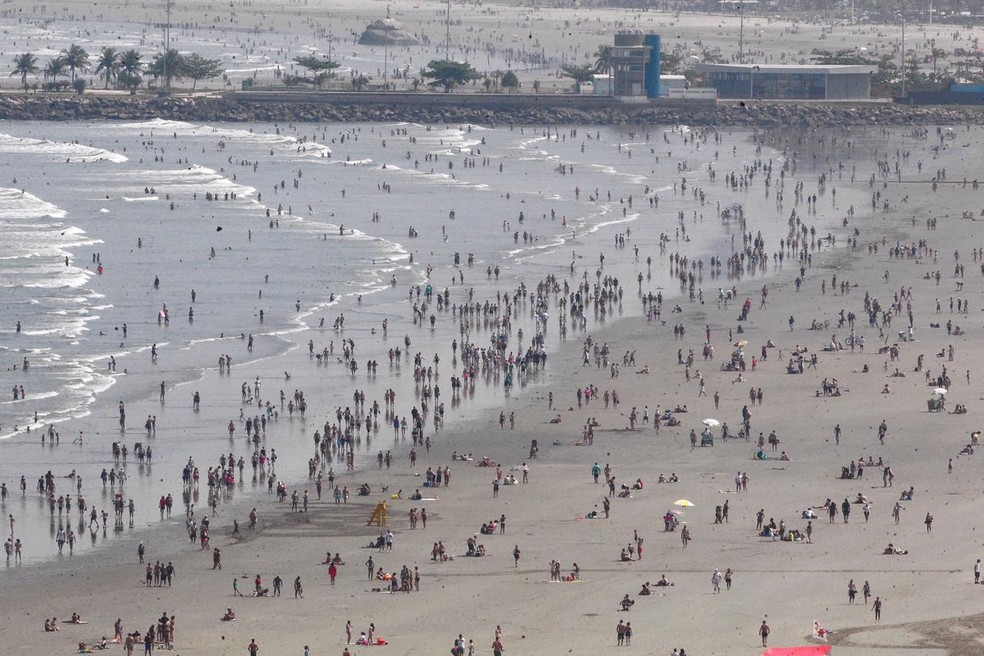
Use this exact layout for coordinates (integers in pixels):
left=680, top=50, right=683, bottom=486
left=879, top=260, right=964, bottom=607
left=11, top=52, right=39, bottom=91
left=593, top=45, right=612, bottom=74
left=95, top=47, right=119, bottom=89
left=43, top=56, right=66, bottom=83
left=42, top=56, right=65, bottom=91
left=147, top=49, right=185, bottom=91
left=62, top=44, right=89, bottom=82
left=117, top=49, right=143, bottom=94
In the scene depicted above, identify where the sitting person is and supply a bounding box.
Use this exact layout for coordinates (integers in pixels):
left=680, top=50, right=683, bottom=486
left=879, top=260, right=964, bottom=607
left=632, top=478, right=644, bottom=490
left=358, top=483, right=371, bottom=496
left=619, top=594, right=635, bottom=610
left=410, top=489, right=423, bottom=501
left=475, top=544, right=486, bottom=557
left=549, top=414, right=562, bottom=424
left=668, top=473, right=679, bottom=483
left=221, top=608, right=236, bottom=621
left=639, top=582, right=653, bottom=596
left=69, top=613, right=85, bottom=624
left=960, top=444, right=975, bottom=455
left=657, top=473, right=667, bottom=483
left=779, top=451, right=790, bottom=461
left=754, top=449, right=768, bottom=460
left=801, top=508, right=817, bottom=519
left=45, top=619, right=56, bottom=632
left=856, top=492, right=869, bottom=504
left=884, top=543, right=908, bottom=555
left=617, top=486, right=632, bottom=499
left=376, top=567, right=388, bottom=580
left=480, top=523, right=491, bottom=535
left=356, top=632, right=369, bottom=646
left=636, top=365, right=650, bottom=374
left=620, top=548, right=631, bottom=562
left=654, top=575, right=674, bottom=587
left=900, top=487, right=914, bottom=501
left=952, top=404, right=967, bottom=414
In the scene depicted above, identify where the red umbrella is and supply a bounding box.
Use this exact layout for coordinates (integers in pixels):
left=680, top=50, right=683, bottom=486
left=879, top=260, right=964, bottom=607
left=763, top=647, right=831, bottom=656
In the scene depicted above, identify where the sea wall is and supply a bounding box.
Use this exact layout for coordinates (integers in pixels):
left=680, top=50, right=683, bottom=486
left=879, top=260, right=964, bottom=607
left=1, top=92, right=983, bottom=126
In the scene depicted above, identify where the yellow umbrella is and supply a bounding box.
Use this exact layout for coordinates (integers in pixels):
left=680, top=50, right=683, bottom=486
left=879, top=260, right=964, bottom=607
left=673, top=499, right=695, bottom=507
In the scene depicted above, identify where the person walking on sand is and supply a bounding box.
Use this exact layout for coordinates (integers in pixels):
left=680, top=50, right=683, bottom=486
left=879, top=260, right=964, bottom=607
left=975, top=559, right=981, bottom=584
left=863, top=580, right=872, bottom=604
left=925, top=512, right=933, bottom=532
left=872, top=596, right=882, bottom=621
left=247, top=638, right=259, bottom=656
left=711, top=568, right=722, bottom=593
left=680, top=525, right=691, bottom=548
left=759, top=619, right=771, bottom=647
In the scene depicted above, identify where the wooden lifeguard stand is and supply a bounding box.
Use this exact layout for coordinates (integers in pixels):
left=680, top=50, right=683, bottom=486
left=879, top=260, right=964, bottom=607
left=367, top=501, right=387, bottom=526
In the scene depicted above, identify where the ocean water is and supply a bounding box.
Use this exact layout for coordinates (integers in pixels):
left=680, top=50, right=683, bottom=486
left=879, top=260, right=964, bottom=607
left=0, top=119, right=865, bottom=564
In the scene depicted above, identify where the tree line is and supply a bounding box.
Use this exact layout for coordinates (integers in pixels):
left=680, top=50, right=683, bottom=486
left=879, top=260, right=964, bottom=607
left=11, top=46, right=224, bottom=94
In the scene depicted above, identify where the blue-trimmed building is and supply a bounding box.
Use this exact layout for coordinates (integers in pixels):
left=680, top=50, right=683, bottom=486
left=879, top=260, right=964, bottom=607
left=697, top=63, right=876, bottom=100
left=611, top=32, right=661, bottom=99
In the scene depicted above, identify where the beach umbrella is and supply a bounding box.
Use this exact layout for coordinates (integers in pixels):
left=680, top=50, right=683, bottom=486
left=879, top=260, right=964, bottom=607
left=703, top=418, right=721, bottom=427
left=762, top=647, right=831, bottom=656
left=673, top=499, right=695, bottom=507
left=932, top=387, right=948, bottom=396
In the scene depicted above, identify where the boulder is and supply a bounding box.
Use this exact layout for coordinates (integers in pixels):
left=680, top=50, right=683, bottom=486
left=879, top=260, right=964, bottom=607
left=358, top=18, right=419, bottom=46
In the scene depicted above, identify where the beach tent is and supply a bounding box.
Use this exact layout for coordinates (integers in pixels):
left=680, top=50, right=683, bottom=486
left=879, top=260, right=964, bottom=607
left=762, top=647, right=831, bottom=656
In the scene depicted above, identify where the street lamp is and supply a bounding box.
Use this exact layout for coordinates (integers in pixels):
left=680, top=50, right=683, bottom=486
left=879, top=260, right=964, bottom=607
left=445, top=0, right=451, bottom=61
left=162, top=0, right=172, bottom=94
left=737, top=0, right=744, bottom=65
left=900, top=11, right=906, bottom=98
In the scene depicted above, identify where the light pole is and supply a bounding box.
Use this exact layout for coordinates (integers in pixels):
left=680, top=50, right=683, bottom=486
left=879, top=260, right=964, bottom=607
left=900, top=12, right=906, bottom=98
left=162, top=0, right=172, bottom=93
left=737, top=0, right=744, bottom=65
left=445, top=0, right=451, bottom=61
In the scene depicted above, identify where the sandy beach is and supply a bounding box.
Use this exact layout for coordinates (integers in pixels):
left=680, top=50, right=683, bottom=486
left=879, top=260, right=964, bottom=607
left=2, top=119, right=983, bottom=656
left=2, top=1, right=984, bottom=656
